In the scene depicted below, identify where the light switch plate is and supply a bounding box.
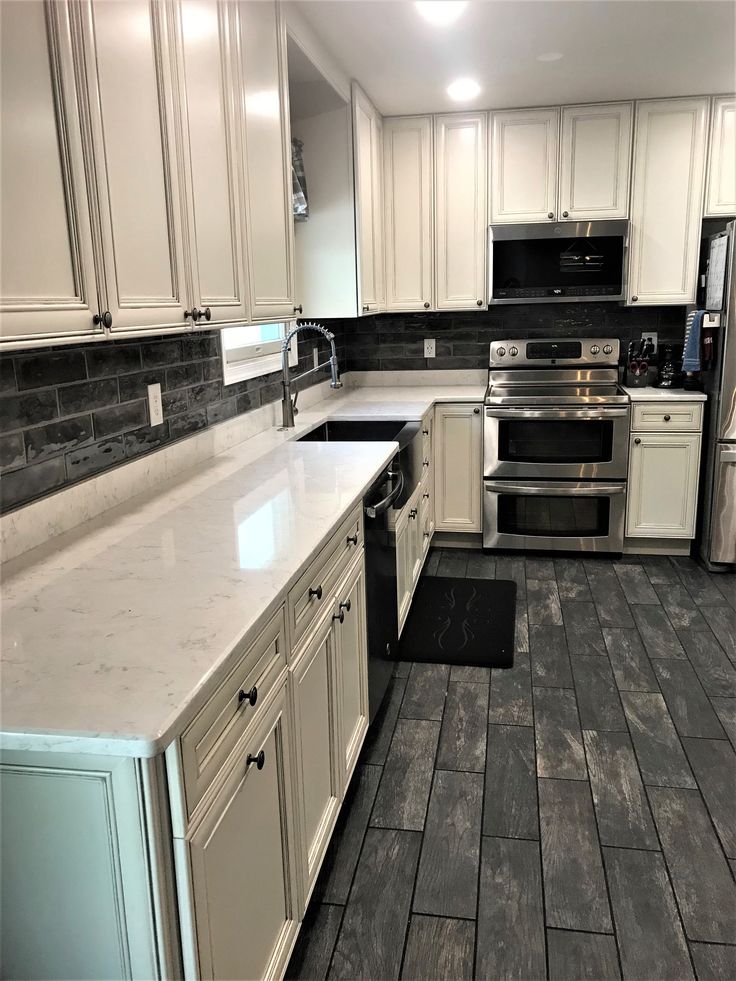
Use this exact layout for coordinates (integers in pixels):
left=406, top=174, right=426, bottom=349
left=148, top=383, right=164, bottom=426
left=424, top=338, right=436, bottom=358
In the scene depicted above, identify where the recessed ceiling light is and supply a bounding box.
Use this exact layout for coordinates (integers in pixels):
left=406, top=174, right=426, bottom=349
left=447, top=78, right=481, bottom=102
left=537, top=51, right=564, bottom=62
left=415, top=1, right=467, bottom=27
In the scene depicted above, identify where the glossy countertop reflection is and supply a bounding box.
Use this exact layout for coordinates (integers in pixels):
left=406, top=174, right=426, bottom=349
left=1, top=440, right=397, bottom=756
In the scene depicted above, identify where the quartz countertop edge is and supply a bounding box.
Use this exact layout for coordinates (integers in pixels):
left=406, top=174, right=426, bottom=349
left=622, top=385, right=708, bottom=401
left=1, top=385, right=485, bottom=759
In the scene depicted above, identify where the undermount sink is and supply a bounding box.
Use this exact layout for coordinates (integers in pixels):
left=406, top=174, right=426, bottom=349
left=297, top=419, right=420, bottom=447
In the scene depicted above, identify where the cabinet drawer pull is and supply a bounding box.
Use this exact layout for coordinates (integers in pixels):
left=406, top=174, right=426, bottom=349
left=93, top=310, right=113, bottom=329
left=184, top=307, right=202, bottom=321
left=309, top=585, right=323, bottom=600
left=333, top=609, right=345, bottom=624
left=410, top=508, right=418, bottom=519
left=201, top=306, right=212, bottom=322
left=339, top=599, right=351, bottom=613
left=246, top=750, right=265, bottom=771
left=238, top=685, right=258, bottom=707
left=634, top=437, right=642, bottom=445
left=346, top=533, right=358, bottom=546
left=664, top=414, right=671, bottom=422
left=422, top=429, right=429, bottom=436
left=423, top=492, right=430, bottom=500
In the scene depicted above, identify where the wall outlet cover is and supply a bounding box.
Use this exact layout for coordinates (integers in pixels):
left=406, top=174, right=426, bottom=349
left=313, top=346, right=319, bottom=368
left=424, top=338, right=436, bottom=358
left=641, top=331, right=658, bottom=353
left=147, top=383, right=164, bottom=426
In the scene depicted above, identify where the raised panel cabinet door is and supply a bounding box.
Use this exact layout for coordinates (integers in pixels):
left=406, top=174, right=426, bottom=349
left=77, top=0, right=190, bottom=334
left=0, top=1, right=103, bottom=345
left=291, top=610, right=341, bottom=900
left=238, top=1, right=295, bottom=321
left=396, top=514, right=412, bottom=635
left=435, top=113, right=488, bottom=310
left=626, top=432, right=701, bottom=538
left=186, top=680, right=299, bottom=981
left=705, top=96, right=736, bottom=217
left=173, top=0, right=248, bottom=324
left=491, top=107, right=560, bottom=222
left=559, top=103, right=633, bottom=219
left=353, top=83, right=383, bottom=313
left=383, top=116, right=433, bottom=311
left=434, top=404, right=483, bottom=532
left=627, top=98, right=708, bottom=305
left=334, top=555, right=369, bottom=784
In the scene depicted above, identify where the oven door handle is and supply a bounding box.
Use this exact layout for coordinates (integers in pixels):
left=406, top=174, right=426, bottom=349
left=484, top=406, right=629, bottom=419
left=484, top=481, right=626, bottom=496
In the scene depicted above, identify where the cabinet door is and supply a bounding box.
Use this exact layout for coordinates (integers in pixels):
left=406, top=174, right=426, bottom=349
left=408, top=503, right=422, bottom=585
left=705, top=96, right=736, bottom=217
left=627, top=98, right=708, bottom=305
left=434, top=113, right=487, bottom=310
left=78, top=0, right=189, bottom=334
left=491, top=108, right=559, bottom=223
left=238, top=1, right=294, bottom=322
left=559, top=103, right=633, bottom=220
left=626, top=432, right=701, bottom=538
left=291, top=611, right=341, bottom=899
left=434, top=404, right=483, bottom=532
left=0, top=1, right=103, bottom=346
left=353, top=83, right=384, bottom=314
left=173, top=0, right=248, bottom=325
left=383, top=116, right=433, bottom=311
left=396, top=514, right=412, bottom=635
left=187, top=680, right=299, bottom=981
left=334, top=556, right=369, bottom=784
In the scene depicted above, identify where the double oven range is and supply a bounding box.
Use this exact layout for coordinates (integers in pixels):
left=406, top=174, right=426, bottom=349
left=483, top=338, right=630, bottom=553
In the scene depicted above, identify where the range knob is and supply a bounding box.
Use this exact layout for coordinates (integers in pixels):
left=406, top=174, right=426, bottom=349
left=509, top=346, right=519, bottom=357
left=603, top=343, right=613, bottom=355
left=496, top=346, right=507, bottom=357
left=590, top=344, right=600, bottom=355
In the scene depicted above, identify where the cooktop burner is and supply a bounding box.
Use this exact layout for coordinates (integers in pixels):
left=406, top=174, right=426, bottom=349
left=484, top=383, right=629, bottom=406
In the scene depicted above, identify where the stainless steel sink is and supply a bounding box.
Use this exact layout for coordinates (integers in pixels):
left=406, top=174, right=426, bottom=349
left=297, top=419, right=420, bottom=447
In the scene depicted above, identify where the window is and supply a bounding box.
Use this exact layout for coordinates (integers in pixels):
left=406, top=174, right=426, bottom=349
left=221, top=322, right=297, bottom=385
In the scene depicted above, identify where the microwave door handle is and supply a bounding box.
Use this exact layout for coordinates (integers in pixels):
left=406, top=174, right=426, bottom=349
left=485, top=407, right=629, bottom=420
left=484, top=481, right=626, bottom=496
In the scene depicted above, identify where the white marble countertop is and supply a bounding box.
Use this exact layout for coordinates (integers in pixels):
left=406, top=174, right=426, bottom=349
left=1, top=385, right=484, bottom=757
left=622, top=385, right=708, bottom=402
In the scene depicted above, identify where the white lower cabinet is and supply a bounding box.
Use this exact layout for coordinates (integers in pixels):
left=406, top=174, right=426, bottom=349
left=626, top=431, right=701, bottom=538
left=434, top=403, right=483, bottom=533
left=396, top=503, right=414, bottom=634
left=183, top=678, right=299, bottom=981
left=334, top=556, right=369, bottom=784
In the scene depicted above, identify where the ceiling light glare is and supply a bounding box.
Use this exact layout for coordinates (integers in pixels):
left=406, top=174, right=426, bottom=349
left=415, top=1, right=468, bottom=27
left=447, top=77, right=481, bottom=102
left=537, top=51, right=564, bottom=62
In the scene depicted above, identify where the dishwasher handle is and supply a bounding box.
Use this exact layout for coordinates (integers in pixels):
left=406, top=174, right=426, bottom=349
left=365, top=470, right=404, bottom=518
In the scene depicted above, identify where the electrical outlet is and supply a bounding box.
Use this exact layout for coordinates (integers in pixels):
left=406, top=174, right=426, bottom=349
left=313, top=347, right=319, bottom=368
left=424, top=338, right=436, bottom=358
left=641, top=331, right=658, bottom=354
left=147, top=383, right=163, bottom=426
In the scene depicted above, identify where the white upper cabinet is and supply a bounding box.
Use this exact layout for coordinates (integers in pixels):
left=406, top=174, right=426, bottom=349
left=491, top=108, right=559, bottom=223
left=628, top=97, right=708, bottom=305
left=173, top=0, right=248, bottom=325
left=383, top=116, right=433, bottom=312
left=78, top=0, right=189, bottom=335
left=559, top=103, right=633, bottom=220
left=0, top=1, right=103, bottom=346
left=238, top=2, right=295, bottom=322
left=705, top=96, right=736, bottom=217
left=353, top=84, right=385, bottom=314
left=434, top=112, right=487, bottom=310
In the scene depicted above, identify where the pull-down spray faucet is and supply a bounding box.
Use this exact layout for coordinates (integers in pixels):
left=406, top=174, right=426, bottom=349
left=280, top=321, right=342, bottom=429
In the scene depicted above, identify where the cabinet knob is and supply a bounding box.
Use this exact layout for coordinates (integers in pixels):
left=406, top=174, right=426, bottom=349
left=346, top=533, right=358, bottom=546
left=293, top=305, right=303, bottom=315
left=93, top=310, right=113, bottom=329
left=664, top=414, right=671, bottom=422
left=247, top=750, right=265, bottom=771
left=333, top=609, right=345, bottom=624
left=309, top=585, right=323, bottom=600
left=634, top=437, right=642, bottom=445
left=238, top=685, right=258, bottom=707
left=424, top=531, right=430, bottom=539
left=476, top=299, right=483, bottom=306
left=422, top=429, right=429, bottom=436
left=184, top=307, right=200, bottom=321
left=548, top=212, right=554, bottom=219
left=424, top=301, right=430, bottom=309
left=562, top=210, right=569, bottom=218
left=423, top=459, right=430, bottom=468
left=201, top=306, right=212, bottom=322
left=631, top=295, right=638, bottom=302
left=339, top=599, right=351, bottom=613
left=474, top=407, right=480, bottom=414
left=362, top=304, right=370, bottom=312
left=409, top=508, right=418, bottom=519
left=423, top=492, right=430, bottom=500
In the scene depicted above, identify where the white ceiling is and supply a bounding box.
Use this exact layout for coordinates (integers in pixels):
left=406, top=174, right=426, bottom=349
left=294, top=0, right=736, bottom=115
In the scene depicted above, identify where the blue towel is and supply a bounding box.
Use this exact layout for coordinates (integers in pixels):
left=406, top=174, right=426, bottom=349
left=682, top=310, right=704, bottom=373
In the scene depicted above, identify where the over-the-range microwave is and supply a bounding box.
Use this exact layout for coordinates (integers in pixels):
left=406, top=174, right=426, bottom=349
left=488, top=219, right=629, bottom=304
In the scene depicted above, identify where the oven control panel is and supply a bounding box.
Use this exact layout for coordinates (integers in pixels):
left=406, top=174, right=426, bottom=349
left=489, top=338, right=620, bottom=367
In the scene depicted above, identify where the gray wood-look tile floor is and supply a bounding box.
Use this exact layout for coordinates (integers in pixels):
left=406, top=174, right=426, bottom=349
left=287, top=551, right=736, bottom=981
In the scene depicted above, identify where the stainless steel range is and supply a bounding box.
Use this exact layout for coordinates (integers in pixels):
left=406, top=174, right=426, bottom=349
left=483, top=338, right=630, bottom=553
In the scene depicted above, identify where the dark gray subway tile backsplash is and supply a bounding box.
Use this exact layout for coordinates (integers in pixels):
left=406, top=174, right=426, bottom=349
left=0, top=303, right=686, bottom=514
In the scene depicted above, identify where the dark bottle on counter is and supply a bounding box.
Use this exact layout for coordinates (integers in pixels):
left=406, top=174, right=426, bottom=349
left=656, top=345, right=679, bottom=388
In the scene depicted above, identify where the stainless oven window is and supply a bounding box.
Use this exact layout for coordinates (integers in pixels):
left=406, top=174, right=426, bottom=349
left=497, top=491, right=610, bottom=537
left=501, top=418, right=614, bottom=465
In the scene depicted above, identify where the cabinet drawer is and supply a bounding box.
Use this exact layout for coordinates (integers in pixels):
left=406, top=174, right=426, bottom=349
left=288, top=505, right=363, bottom=650
left=631, top=402, right=703, bottom=432
left=181, top=608, right=287, bottom=817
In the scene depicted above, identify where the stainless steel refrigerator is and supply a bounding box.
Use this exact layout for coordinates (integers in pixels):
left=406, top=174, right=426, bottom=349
left=699, top=220, right=736, bottom=569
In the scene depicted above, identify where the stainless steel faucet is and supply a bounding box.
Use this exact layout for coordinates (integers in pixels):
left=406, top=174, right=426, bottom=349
left=280, top=321, right=342, bottom=428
